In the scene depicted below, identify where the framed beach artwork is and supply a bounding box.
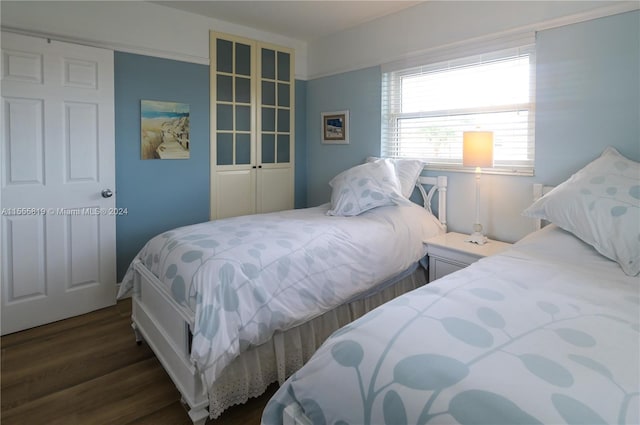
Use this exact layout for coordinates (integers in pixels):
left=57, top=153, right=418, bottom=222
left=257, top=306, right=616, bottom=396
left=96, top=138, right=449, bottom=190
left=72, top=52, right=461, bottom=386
left=321, top=110, right=349, bottom=144
left=141, top=100, right=190, bottom=159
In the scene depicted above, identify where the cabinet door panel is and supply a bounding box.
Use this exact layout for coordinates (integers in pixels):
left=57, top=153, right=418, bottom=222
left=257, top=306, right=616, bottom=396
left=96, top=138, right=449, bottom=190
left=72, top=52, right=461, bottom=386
left=261, top=48, right=275, bottom=79
left=216, top=105, right=233, bottom=131
left=277, top=108, right=289, bottom=132
left=214, top=170, right=256, bottom=219
left=261, top=134, right=276, bottom=164
left=261, top=107, right=275, bottom=132
left=235, top=77, right=251, bottom=103
left=216, top=39, right=233, bottom=73
left=277, top=52, right=290, bottom=81
left=277, top=83, right=289, bottom=107
left=235, top=43, right=251, bottom=75
left=262, top=81, right=275, bottom=105
left=236, top=134, right=251, bottom=165
left=257, top=168, right=293, bottom=213
left=217, top=75, right=232, bottom=101
left=236, top=106, right=251, bottom=131
left=277, top=135, right=290, bottom=163
left=216, top=133, right=233, bottom=165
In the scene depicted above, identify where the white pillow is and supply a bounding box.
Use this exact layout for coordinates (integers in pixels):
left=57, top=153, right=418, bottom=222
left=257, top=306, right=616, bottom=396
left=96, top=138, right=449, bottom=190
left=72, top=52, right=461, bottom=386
left=523, top=147, right=639, bottom=276
left=366, top=156, right=424, bottom=199
left=327, top=159, right=407, bottom=216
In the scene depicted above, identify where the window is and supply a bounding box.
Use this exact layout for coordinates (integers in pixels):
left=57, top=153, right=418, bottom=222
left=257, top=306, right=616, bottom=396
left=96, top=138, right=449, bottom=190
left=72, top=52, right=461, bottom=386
left=382, top=42, right=536, bottom=175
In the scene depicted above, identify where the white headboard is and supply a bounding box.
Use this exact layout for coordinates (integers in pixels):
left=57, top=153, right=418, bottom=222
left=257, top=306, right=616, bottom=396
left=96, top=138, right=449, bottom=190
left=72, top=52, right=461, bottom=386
left=416, top=176, right=448, bottom=230
left=532, top=183, right=555, bottom=230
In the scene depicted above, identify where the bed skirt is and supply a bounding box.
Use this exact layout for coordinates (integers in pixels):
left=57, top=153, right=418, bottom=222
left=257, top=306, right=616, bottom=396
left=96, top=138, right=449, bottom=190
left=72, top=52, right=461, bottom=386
left=207, top=266, right=427, bottom=418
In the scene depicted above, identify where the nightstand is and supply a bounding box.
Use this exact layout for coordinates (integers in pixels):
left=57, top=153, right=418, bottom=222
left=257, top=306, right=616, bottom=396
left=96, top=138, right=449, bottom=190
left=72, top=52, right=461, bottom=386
left=426, top=232, right=512, bottom=281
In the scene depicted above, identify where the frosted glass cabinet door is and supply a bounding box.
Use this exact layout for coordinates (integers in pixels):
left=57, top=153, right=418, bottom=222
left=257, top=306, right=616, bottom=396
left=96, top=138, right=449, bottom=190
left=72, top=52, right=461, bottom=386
left=214, top=36, right=253, bottom=167
left=211, top=31, right=294, bottom=220
left=260, top=48, right=291, bottom=166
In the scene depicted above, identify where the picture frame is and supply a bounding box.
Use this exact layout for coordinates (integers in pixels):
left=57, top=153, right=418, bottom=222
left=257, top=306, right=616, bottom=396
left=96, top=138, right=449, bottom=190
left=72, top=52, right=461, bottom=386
left=141, top=100, right=190, bottom=160
left=321, top=110, right=349, bottom=144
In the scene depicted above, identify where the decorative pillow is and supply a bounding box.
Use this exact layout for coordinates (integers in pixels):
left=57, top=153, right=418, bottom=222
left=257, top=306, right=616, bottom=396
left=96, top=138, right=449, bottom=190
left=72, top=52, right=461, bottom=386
left=523, top=147, right=640, bottom=276
left=327, top=159, right=407, bottom=216
left=366, top=156, right=424, bottom=199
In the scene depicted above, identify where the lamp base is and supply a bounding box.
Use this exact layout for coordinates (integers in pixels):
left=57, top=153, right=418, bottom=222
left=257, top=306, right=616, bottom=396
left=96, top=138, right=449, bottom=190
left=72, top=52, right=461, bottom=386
left=466, top=231, right=488, bottom=245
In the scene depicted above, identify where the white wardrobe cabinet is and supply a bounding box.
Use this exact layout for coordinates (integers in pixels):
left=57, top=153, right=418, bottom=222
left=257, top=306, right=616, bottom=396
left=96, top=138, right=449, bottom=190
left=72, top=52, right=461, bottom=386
left=210, top=32, right=295, bottom=219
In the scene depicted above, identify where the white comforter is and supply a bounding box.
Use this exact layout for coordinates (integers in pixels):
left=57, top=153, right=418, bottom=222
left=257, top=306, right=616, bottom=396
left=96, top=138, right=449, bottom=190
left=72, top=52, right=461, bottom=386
left=118, top=203, right=444, bottom=390
left=263, top=224, right=640, bottom=425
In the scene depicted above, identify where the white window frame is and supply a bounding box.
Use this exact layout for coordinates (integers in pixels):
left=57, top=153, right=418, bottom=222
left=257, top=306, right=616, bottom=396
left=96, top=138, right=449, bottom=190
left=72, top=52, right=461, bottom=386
left=381, top=35, right=536, bottom=176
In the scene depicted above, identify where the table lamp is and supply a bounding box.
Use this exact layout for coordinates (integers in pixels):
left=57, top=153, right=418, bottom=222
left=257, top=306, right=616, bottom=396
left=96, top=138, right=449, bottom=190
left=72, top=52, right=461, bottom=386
left=463, top=131, right=494, bottom=245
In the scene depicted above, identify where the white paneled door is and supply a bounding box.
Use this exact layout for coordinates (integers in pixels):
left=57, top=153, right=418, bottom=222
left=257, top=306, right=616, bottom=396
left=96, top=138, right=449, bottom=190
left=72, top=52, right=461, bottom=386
left=1, top=32, right=116, bottom=335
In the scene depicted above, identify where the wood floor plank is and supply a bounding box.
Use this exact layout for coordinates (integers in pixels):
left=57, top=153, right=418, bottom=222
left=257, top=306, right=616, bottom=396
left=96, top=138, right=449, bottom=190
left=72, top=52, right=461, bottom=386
left=2, top=315, right=132, bottom=369
left=1, top=312, right=154, bottom=410
left=1, top=299, right=131, bottom=349
left=125, top=401, right=192, bottom=425
left=2, top=311, right=141, bottom=373
left=1, top=358, right=178, bottom=425
left=0, top=299, right=273, bottom=425
left=1, top=332, right=154, bottom=410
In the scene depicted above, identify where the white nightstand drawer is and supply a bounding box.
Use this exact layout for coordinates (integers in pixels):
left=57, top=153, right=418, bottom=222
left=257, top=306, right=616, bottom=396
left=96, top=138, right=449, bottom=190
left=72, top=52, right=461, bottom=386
left=426, top=232, right=512, bottom=282
left=427, top=244, right=485, bottom=266
left=429, top=257, right=465, bottom=281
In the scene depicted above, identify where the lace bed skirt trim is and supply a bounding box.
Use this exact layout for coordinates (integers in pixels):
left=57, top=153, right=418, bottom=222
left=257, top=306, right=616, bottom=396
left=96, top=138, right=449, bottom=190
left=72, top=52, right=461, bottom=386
left=207, top=268, right=426, bottom=418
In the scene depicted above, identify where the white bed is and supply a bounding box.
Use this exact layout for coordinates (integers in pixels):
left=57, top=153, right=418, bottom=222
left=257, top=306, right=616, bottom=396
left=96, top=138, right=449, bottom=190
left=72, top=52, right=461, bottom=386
left=118, top=167, right=449, bottom=424
left=262, top=147, right=640, bottom=425
left=265, top=223, right=639, bottom=425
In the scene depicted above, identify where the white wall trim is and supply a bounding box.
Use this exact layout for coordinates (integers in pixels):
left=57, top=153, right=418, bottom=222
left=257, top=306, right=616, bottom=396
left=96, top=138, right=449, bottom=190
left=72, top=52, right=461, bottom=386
left=3, top=1, right=635, bottom=80
left=1, top=1, right=309, bottom=78
left=380, top=29, right=535, bottom=74
left=307, top=1, right=639, bottom=80
left=1, top=26, right=211, bottom=65
left=531, top=0, right=638, bottom=32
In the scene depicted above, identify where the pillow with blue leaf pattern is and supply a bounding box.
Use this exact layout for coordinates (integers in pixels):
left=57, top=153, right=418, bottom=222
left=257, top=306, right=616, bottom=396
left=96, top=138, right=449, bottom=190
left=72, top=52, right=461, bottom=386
left=327, top=159, right=407, bottom=216
left=366, top=156, right=425, bottom=199
left=523, top=147, right=639, bottom=276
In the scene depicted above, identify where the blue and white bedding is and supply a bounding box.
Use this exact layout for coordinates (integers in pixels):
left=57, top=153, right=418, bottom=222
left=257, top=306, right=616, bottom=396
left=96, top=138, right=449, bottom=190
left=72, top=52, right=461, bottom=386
left=117, top=202, right=444, bottom=391
left=262, top=224, right=640, bottom=425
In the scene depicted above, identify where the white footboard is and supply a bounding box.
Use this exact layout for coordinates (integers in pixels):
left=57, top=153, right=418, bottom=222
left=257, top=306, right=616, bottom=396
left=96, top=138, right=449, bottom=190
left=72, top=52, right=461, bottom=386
left=131, top=260, right=209, bottom=425
left=128, top=259, right=428, bottom=424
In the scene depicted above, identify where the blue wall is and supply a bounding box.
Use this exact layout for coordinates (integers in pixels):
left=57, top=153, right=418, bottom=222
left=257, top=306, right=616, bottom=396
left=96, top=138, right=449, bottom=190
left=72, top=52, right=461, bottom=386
left=306, top=66, right=382, bottom=206
left=535, top=10, right=640, bottom=183
left=115, top=53, right=308, bottom=281
left=304, top=10, right=640, bottom=243
left=114, top=53, right=210, bottom=280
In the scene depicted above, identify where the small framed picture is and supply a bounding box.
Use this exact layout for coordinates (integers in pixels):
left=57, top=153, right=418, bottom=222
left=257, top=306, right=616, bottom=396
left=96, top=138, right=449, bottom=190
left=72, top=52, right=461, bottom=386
left=321, top=110, right=349, bottom=144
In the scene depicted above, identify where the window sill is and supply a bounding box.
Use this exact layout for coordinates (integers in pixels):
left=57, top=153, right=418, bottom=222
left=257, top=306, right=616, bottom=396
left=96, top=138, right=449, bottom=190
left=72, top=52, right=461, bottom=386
left=423, top=165, right=534, bottom=177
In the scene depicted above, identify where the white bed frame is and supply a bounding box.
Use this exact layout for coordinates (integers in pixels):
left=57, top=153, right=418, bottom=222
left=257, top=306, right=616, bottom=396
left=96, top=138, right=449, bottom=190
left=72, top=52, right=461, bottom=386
left=533, top=183, right=555, bottom=230
left=128, top=175, right=448, bottom=424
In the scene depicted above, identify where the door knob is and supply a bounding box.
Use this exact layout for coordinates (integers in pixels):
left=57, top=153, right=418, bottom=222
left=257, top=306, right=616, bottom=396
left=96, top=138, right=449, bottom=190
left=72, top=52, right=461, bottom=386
left=101, top=189, right=113, bottom=198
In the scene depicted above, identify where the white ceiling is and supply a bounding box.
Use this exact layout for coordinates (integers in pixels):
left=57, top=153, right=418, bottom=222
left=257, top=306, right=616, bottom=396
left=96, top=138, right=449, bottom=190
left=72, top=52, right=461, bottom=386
left=151, top=1, right=423, bottom=42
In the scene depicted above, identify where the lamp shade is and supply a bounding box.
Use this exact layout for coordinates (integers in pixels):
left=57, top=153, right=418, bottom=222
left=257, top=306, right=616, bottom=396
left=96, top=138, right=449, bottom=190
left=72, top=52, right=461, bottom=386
left=463, top=131, right=494, bottom=168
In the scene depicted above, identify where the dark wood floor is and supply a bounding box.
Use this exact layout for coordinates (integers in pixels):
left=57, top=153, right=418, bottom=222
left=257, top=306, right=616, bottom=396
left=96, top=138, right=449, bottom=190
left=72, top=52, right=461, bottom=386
left=1, top=299, right=277, bottom=425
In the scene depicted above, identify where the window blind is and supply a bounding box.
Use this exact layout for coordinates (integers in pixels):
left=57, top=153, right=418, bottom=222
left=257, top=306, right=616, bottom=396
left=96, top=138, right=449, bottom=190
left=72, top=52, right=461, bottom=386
left=381, top=42, right=536, bottom=175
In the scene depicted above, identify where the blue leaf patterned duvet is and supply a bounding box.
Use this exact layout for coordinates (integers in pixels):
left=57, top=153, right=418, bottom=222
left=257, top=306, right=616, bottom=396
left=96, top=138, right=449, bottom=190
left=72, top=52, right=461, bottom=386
left=117, top=203, right=444, bottom=391
left=262, top=225, right=640, bottom=425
